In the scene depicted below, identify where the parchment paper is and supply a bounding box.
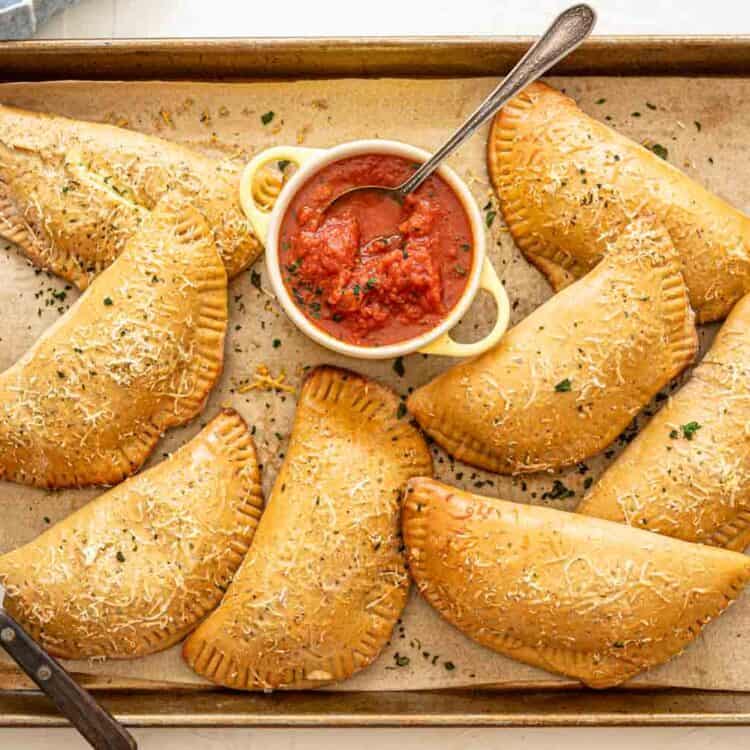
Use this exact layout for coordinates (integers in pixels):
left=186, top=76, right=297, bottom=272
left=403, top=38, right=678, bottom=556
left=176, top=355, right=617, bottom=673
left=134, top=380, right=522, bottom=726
left=0, top=76, right=748, bottom=692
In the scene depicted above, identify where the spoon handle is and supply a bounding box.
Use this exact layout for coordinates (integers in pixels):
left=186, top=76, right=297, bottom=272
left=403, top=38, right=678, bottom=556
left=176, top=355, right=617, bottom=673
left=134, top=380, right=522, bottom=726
left=399, top=3, right=596, bottom=196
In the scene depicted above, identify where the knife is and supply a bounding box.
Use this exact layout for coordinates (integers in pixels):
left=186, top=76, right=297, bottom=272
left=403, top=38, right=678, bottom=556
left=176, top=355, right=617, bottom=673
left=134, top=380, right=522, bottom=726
left=0, top=582, right=137, bottom=749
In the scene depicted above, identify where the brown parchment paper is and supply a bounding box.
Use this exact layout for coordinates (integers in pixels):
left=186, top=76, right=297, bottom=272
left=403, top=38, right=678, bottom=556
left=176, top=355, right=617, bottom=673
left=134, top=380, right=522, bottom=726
left=0, top=76, right=748, bottom=693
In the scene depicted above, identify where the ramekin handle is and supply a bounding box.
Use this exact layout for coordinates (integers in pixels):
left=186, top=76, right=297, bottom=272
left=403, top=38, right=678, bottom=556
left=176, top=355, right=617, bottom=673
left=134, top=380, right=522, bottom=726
left=418, top=257, right=510, bottom=357
left=239, top=146, right=324, bottom=243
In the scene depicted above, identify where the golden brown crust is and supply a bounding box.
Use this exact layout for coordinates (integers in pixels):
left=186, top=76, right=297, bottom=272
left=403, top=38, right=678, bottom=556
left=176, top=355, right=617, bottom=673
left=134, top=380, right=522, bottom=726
left=0, top=198, right=228, bottom=489
left=0, top=410, right=263, bottom=660
left=183, top=366, right=433, bottom=690
left=521, top=248, right=576, bottom=290
left=408, top=213, right=697, bottom=474
left=0, top=103, right=260, bottom=288
left=403, top=477, right=750, bottom=689
left=579, top=292, right=750, bottom=550
left=488, top=81, right=750, bottom=323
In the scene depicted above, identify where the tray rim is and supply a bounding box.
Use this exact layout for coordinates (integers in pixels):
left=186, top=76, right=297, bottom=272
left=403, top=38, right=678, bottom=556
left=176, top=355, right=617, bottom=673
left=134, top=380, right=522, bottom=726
left=2, top=35, right=750, bottom=79
left=4, top=687, right=750, bottom=728
left=1, top=33, right=750, bottom=727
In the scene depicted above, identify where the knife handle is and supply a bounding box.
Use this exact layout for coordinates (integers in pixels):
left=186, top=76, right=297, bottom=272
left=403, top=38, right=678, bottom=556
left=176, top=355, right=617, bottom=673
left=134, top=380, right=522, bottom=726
left=0, top=611, right=137, bottom=750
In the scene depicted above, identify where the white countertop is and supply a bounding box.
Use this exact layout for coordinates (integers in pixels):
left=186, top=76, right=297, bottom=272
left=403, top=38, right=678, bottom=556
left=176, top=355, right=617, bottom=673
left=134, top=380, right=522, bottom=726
left=8, top=0, right=750, bottom=747
left=36, top=0, right=750, bottom=38
left=2, top=725, right=750, bottom=749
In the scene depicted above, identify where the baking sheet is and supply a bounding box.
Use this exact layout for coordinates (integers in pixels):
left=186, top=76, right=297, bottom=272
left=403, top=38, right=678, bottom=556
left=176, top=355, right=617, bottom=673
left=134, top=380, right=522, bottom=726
left=0, top=76, right=747, bottom=693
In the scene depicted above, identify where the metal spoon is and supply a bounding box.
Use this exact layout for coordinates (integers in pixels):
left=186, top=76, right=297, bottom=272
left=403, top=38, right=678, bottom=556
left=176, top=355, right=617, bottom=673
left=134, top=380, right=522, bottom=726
left=321, top=3, right=596, bottom=221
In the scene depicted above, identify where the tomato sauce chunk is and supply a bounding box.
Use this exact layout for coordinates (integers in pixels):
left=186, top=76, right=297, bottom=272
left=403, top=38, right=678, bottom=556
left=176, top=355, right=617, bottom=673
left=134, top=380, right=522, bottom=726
left=278, top=154, right=474, bottom=347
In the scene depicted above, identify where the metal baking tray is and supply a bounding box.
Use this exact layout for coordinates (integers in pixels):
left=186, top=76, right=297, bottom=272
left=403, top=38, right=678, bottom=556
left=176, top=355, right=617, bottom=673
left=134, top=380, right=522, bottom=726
left=1, top=35, right=750, bottom=728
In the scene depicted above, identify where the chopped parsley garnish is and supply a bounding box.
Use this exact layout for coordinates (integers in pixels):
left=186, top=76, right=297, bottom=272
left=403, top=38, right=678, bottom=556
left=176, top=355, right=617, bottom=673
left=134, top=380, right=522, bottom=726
left=631, top=111, right=641, bottom=117
left=554, top=378, right=572, bottom=392
left=393, top=357, right=405, bottom=377
left=116, top=550, right=126, bottom=563
left=352, top=284, right=361, bottom=296
left=694, top=120, right=702, bottom=132
left=583, top=476, right=594, bottom=490
left=542, top=479, right=575, bottom=500
left=444, top=661, right=456, bottom=671
left=485, top=209, right=497, bottom=228
left=650, top=143, right=668, bottom=160
left=681, top=421, right=702, bottom=440
left=396, top=402, right=407, bottom=420
left=595, top=97, right=606, bottom=105
left=394, top=653, right=410, bottom=667
left=103, top=296, right=113, bottom=306
left=332, top=313, right=344, bottom=322
left=261, top=111, right=275, bottom=125
left=460, top=243, right=471, bottom=252
left=272, top=338, right=281, bottom=349
left=646, top=102, right=657, bottom=110
left=366, top=277, right=378, bottom=290
left=670, top=421, right=702, bottom=440
left=250, top=269, right=262, bottom=290
left=277, top=159, right=291, bottom=171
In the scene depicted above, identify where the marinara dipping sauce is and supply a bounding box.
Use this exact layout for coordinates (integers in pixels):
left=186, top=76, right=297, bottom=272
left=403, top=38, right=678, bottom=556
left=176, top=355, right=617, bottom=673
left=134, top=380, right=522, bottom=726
left=277, top=154, right=474, bottom=347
